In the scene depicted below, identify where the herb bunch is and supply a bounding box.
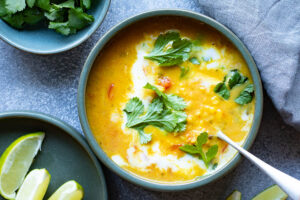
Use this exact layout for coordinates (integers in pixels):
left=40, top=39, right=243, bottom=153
left=0, top=0, right=94, bottom=35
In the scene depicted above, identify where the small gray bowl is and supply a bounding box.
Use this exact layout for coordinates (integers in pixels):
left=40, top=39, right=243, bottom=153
left=78, top=9, right=263, bottom=191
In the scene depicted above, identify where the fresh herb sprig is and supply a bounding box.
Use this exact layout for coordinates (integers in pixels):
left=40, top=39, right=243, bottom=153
left=0, top=0, right=94, bottom=36
left=180, top=132, right=218, bottom=167
left=227, top=69, right=248, bottom=89
left=144, top=31, right=192, bottom=67
left=214, top=69, right=254, bottom=104
left=235, top=84, right=254, bottom=105
left=214, top=82, right=230, bottom=100
left=123, top=83, right=187, bottom=144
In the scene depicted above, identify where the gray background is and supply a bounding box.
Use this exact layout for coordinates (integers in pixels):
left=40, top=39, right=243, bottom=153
left=0, top=0, right=299, bottom=199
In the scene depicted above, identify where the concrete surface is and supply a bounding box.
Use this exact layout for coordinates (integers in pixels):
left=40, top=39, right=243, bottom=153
left=0, top=0, right=299, bottom=199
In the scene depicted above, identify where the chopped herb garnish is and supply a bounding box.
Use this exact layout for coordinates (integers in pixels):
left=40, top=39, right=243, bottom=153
left=180, top=132, right=218, bottom=167
left=214, top=82, right=230, bottom=100
left=0, top=0, right=94, bottom=35
left=227, top=69, right=248, bottom=89
left=214, top=69, right=252, bottom=102
left=235, top=84, right=254, bottom=105
left=124, top=83, right=187, bottom=144
left=189, top=57, right=200, bottom=65
left=144, top=31, right=192, bottom=67
left=180, top=66, right=189, bottom=78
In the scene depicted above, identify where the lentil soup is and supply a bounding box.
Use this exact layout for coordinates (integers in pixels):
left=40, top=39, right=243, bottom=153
left=86, top=16, right=255, bottom=184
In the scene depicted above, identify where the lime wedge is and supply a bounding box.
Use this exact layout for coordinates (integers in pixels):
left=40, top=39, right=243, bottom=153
left=0, top=132, right=45, bottom=199
left=48, top=180, right=84, bottom=200
left=16, top=169, right=51, bottom=200
left=252, top=185, right=288, bottom=200
left=226, top=190, right=241, bottom=200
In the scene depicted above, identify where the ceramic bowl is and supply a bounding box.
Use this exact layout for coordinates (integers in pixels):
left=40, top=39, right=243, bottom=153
left=78, top=9, right=263, bottom=191
left=0, top=0, right=110, bottom=54
left=0, top=111, right=107, bottom=199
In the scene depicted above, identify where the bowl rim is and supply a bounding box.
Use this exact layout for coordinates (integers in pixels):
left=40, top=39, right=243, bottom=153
left=77, top=9, right=263, bottom=191
left=0, top=0, right=111, bottom=55
left=0, top=110, right=108, bottom=199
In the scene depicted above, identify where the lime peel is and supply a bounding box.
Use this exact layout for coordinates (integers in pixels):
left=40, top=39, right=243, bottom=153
left=0, top=132, right=45, bottom=199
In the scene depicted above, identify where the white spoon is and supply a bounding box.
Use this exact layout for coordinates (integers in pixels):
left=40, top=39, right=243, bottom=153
left=217, top=131, right=300, bottom=200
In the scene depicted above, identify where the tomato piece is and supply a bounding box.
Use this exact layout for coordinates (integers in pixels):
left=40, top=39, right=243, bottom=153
left=170, top=144, right=183, bottom=151
left=108, top=83, right=115, bottom=99
left=157, top=76, right=172, bottom=89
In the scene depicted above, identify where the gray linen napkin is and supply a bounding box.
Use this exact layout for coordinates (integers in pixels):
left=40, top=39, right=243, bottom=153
left=198, top=0, right=300, bottom=131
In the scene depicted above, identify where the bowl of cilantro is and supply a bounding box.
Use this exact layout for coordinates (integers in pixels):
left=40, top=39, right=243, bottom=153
left=0, top=0, right=110, bottom=54
left=78, top=9, right=263, bottom=191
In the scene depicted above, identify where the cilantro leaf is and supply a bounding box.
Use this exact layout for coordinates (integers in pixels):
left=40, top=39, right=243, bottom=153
left=179, top=145, right=199, bottom=154
left=2, top=13, right=24, bottom=29
left=45, top=1, right=74, bottom=21
left=124, top=98, right=178, bottom=144
left=124, top=85, right=187, bottom=144
left=144, top=83, right=186, bottom=111
left=44, top=6, right=65, bottom=21
left=173, top=111, right=187, bottom=132
left=53, top=0, right=74, bottom=8
left=227, top=69, right=248, bottom=89
left=2, top=8, right=43, bottom=28
left=214, top=82, right=230, bottom=100
left=68, top=8, right=93, bottom=29
left=144, top=31, right=192, bottom=66
left=136, top=127, right=152, bottom=144
left=80, top=0, right=91, bottom=9
left=189, top=57, right=200, bottom=65
left=26, top=0, right=36, bottom=8
left=35, top=0, right=50, bottom=11
left=180, top=66, right=189, bottom=78
left=180, top=132, right=219, bottom=167
left=48, top=8, right=93, bottom=36
left=23, top=8, right=44, bottom=25
left=49, top=22, right=76, bottom=35
left=206, top=144, right=218, bottom=164
left=4, top=0, right=26, bottom=14
left=0, top=0, right=7, bottom=17
left=124, top=97, right=144, bottom=122
left=235, top=84, right=254, bottom=105
left=196, top=132, right=208, bottom=147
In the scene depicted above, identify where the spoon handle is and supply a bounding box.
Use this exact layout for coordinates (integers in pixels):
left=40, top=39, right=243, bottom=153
left=217, top=131, right=300, bottom=200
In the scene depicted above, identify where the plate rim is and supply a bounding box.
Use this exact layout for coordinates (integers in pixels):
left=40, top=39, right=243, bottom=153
left=0, top=110, right=108, bottom=199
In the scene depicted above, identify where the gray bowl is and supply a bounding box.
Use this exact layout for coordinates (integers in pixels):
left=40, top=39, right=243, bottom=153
left=78, top=9, right=263, bottom=191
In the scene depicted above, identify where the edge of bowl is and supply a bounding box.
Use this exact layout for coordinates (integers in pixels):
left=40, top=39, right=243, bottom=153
left=0, top=0, right=111, bottom=55
left=78, top=9, right=263, bottom=191
left=0, top=110, right=108, bottom=199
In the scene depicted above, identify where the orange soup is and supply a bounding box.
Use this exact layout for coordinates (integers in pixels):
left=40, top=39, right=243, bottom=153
left=86, top=16, right=255, bottom=183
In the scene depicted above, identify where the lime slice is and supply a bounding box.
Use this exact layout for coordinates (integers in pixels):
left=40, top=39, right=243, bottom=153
left=226, top=190, right=242, bottom=200
left=252, top=185, right=288, bottom=200
left=0, top=132, right=45, bottom=199
left=48, top=180, right=84, bottom=200
left=16, top=169, right=51, bottom=200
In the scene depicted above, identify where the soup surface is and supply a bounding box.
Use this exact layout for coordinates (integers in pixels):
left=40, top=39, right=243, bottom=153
left=86, top=16, right=255, bottom=183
